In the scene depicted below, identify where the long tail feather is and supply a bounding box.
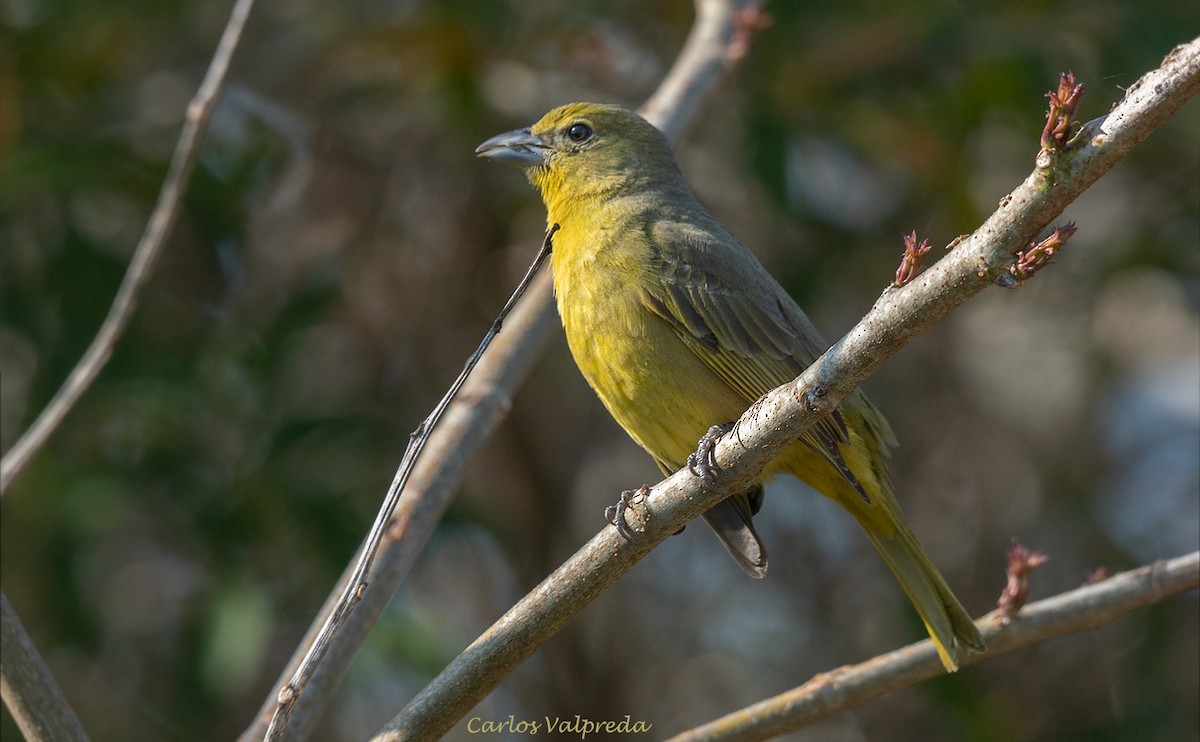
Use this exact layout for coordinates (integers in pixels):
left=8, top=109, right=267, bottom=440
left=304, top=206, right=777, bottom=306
left=702, top=492, right=768, bottom=578
left=862, top=519, right=985, bottom=672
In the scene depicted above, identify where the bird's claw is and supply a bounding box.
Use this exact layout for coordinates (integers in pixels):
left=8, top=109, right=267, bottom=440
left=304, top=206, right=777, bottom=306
left=605, top=484, right=650, bottom=540
left=687, top=422, right=735, bottom=484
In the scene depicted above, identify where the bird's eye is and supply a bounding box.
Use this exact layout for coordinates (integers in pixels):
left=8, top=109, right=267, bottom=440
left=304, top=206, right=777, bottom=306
left=567, top=122, right=593, bottom=142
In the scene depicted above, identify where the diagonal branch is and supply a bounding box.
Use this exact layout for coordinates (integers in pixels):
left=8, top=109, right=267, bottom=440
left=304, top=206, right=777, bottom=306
left=667, top=551, right=1200, bottom=742
left=262, top=227, right=557, bottom=741
left=0, top=0, right=259, bottom=496
left=1, top=591, right=89, bottom=742
left=0, top=1, right=258, bottom=738
left=374, top=37, right=1200, bottom=741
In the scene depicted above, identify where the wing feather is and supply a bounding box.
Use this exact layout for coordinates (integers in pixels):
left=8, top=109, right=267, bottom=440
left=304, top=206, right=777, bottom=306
left=641, top=218, right=874, bottom=498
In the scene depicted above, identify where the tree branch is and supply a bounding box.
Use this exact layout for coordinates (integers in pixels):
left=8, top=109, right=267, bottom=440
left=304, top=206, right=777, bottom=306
left=667, top=551, right=1200, bottom=741
left=261, top=227, right=557, bottom=741
left=0, top=591, right=89, bottom=742
left=239, top=1, right=767, bottom=739
left=0, top=0, right=258, bottom=496
left=373, top=37, right=1200, bottom=741
left=639, top=0, right=769, bottom=140
left=1, top=1, right=257, bottom=737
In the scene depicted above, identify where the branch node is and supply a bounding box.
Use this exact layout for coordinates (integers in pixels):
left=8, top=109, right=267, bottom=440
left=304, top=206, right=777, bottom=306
left=727, top=6, right=773, bottom=62
left=998, top=539, right=1049, bottom=621
left=998, top=222, right=1078, bottom=287
left=1036, top=71, right=1086, bottom=186
left=800, top=384, right=830, bottom=414
left=892, top=230, right=934, bottom=288
left=277, top=683, right=297, bottom=705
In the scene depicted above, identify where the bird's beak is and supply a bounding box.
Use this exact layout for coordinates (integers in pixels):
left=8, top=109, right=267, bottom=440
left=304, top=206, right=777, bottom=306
left=475, top=127, right=551, bottom=167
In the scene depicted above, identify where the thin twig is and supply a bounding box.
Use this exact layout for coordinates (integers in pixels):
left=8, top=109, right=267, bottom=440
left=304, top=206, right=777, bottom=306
left=640, top=0, right=768, bottom=139
left=262, top=227, right=557, bottom=739
left=0, top=2, right=258, bottom=737
left=374, top=38, right=1200, bottom=741
left=239, top=270, right=561, bottom=742
left=1, top=591, right=90, bottom=742
left=0, top=0, right=258, bottom=496
left=666, top=551, right=1200, bottom=742
left=240, top=2, right=766, bottom=739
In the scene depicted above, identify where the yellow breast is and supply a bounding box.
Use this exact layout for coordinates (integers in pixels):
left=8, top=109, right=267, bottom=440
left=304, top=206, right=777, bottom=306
left=549, top=218, right=748, bottom=469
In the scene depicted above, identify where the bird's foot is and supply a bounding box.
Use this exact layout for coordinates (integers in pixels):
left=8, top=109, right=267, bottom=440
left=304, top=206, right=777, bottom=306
left=687, top=422, right=736, bottom=484
left=605, top=484, right=650, bottom=540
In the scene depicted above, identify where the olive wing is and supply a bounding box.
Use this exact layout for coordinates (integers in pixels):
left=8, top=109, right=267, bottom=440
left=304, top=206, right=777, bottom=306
left=640, top=219, right=873, bottom=501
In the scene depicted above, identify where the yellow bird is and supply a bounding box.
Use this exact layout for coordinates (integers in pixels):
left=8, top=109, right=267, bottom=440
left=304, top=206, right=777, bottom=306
left=477, top=102, right=984, bottom=670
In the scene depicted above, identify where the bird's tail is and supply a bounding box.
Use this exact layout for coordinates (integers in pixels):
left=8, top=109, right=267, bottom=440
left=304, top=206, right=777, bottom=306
left=860, top=516, right=985, bottom=672
left=701, top=487, right=768, bottom=579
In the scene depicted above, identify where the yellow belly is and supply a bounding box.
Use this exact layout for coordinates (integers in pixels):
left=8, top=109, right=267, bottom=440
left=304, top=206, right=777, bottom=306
left=548, top=219, right=886, bottom=509
left=554, top=266, right=746, bottom=471
left=558, top=279, right=880, bottom=509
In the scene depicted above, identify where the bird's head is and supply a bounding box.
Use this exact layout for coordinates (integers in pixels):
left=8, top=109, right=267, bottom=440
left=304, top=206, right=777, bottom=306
left=476, top=102, right=683, bottom=211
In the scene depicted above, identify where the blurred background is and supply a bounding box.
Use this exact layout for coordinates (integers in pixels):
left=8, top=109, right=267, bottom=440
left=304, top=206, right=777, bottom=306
left=2, top=1, right=1197, bottom=740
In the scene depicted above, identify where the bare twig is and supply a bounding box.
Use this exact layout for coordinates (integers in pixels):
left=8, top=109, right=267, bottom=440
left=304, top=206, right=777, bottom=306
left=1, top=591, right=90, bottom=742
left=0, top=0, right=258, bottom=496
left=375, top=38, right=1200, bottom=741
left=239, top=270, right=562, bottom=742
left=641, top=0, right=768, bottom=140
left=666, top=551, right=1200, bottom=742
left=240, top=1, right=768, bottom=739
left=1, top=1, right=257, bottom=737
left=262, top=226, right=557, bottom=740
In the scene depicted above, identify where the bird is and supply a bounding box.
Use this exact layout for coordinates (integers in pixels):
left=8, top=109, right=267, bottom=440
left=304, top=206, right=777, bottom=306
left=476, top=102, right=984, bottom=670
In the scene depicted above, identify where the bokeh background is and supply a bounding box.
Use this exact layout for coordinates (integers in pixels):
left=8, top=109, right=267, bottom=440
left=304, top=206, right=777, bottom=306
left=3, top=1, right=1198, bottom=740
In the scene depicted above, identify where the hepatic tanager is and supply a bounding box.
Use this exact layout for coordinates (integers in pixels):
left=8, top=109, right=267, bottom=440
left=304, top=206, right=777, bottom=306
left=477, top=102, right=984, bottom=670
